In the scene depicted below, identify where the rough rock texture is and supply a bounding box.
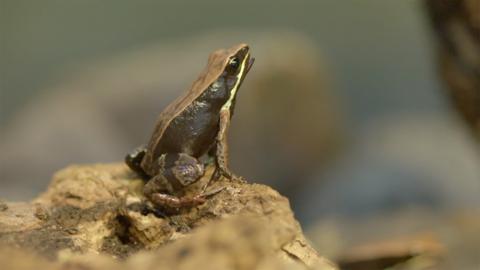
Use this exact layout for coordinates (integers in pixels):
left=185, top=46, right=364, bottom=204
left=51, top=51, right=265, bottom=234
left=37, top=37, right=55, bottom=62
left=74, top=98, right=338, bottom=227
left=0, top=163, right=336, bottom=270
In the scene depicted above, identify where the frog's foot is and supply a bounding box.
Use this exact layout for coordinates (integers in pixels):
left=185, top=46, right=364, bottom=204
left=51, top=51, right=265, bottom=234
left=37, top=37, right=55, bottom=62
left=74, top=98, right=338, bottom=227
left=201, top=186, right=225, bottom=197
left=201, top=168, right=244, bottom=192
left=231, top=174, right=246, bottom=182
left=217, top=168, right=246, bottom=183
left=125, top=145, right=148, bottom=179
left=150, top=187, right=224, bottom=210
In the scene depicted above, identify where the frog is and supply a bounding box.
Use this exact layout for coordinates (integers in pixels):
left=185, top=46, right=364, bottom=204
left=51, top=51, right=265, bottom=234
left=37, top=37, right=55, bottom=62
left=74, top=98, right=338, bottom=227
left=125, top=44, right=254, bottom=210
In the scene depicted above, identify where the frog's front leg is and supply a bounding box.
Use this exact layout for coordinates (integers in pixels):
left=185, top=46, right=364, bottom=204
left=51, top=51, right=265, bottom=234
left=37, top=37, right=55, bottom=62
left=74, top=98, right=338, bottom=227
left=213, top=108, right=242, bottom=181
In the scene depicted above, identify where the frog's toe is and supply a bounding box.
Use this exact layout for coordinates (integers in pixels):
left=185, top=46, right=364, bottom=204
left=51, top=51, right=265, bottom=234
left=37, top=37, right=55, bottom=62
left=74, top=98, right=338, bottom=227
left=219, top=169, right=244, bottom=183
left=231, top=174, right=246, bottom=183
left=201, top=186, right=225, bottom=197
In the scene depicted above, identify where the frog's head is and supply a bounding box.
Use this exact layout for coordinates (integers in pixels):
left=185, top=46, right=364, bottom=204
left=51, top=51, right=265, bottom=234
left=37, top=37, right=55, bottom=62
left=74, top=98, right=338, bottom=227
left=203, top=44, right=254, bottom=111
left=221, top=44, right=254, bottom=78
left=220, top=44, right=254, bottom=111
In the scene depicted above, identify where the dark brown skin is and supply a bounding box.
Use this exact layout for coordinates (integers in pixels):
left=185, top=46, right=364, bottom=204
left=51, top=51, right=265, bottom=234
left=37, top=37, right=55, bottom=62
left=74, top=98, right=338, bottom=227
left=126, top=44, right=254, bottom=210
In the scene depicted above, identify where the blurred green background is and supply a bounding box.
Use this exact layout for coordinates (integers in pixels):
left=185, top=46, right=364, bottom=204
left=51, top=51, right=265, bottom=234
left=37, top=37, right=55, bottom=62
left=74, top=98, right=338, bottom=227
left=1, top=0, right=446, bottom=127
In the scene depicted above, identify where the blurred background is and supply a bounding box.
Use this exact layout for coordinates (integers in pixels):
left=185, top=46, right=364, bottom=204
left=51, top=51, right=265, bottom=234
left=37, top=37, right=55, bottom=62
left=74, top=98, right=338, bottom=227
left=1, top=0, right=479, bottom=268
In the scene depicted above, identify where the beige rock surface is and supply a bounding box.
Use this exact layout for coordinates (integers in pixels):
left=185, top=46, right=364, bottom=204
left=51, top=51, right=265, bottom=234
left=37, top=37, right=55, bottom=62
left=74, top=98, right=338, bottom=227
left=0, top=163, right=336, bottom=270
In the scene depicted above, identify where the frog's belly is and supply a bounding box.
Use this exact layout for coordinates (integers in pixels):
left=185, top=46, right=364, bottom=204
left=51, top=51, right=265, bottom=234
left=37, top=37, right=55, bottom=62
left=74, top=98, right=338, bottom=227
left=156, top=108, right=219, bottom=158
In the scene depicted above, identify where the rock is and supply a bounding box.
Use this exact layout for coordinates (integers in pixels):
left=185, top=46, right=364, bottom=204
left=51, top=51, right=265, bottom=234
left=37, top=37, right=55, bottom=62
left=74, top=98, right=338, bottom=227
left=308, top=209, right=480, bottom=269
left=0, top=163, right=336, bottom=270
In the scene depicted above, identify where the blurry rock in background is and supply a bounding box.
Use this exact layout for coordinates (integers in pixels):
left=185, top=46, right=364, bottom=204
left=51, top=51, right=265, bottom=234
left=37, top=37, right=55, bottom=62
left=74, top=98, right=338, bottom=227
left=337, top=233, right=445, bottom=270
left=308, top=209, right=480, bottom=269
left=0, top=31, right=344, bottom=200
left=425, top=0, right=480, bottom=140
left=297, top=4, right=480, bottom=267
left=296, top=114, right=480, bottom=223
left=298, top=113, right=480, bottom=268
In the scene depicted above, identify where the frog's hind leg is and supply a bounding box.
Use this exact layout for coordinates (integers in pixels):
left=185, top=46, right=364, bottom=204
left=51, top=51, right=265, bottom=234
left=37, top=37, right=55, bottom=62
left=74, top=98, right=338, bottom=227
left=150, top=193, right=207, bottom=209
left=142, top=175, right=190, bottom=208
left=157, top=153, right=205, bottom=187
left=142, top=175, right=202, bottom=210
left=125, top=145, right=148, bottom=179
left=144, top=174, right=222, bottom=210
left=145, top=154, right=223, bottom=210
left=147, top=182, right=225, bottom=210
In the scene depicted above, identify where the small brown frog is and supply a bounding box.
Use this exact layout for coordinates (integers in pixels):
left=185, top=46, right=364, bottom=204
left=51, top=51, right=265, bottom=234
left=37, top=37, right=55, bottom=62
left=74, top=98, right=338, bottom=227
left=126, top=44, right=254, bottom=209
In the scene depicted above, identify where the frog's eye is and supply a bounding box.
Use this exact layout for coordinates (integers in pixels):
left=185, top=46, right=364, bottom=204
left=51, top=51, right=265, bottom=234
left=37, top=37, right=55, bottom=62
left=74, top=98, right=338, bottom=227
left=228, top=57, right=240, bottom=70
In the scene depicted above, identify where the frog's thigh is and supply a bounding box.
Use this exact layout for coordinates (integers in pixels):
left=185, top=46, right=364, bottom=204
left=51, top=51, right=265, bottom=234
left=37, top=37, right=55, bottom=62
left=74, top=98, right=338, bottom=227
left=215, top=109, right=232, bottom=177
left=156, top=153, right=205, bottom=187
